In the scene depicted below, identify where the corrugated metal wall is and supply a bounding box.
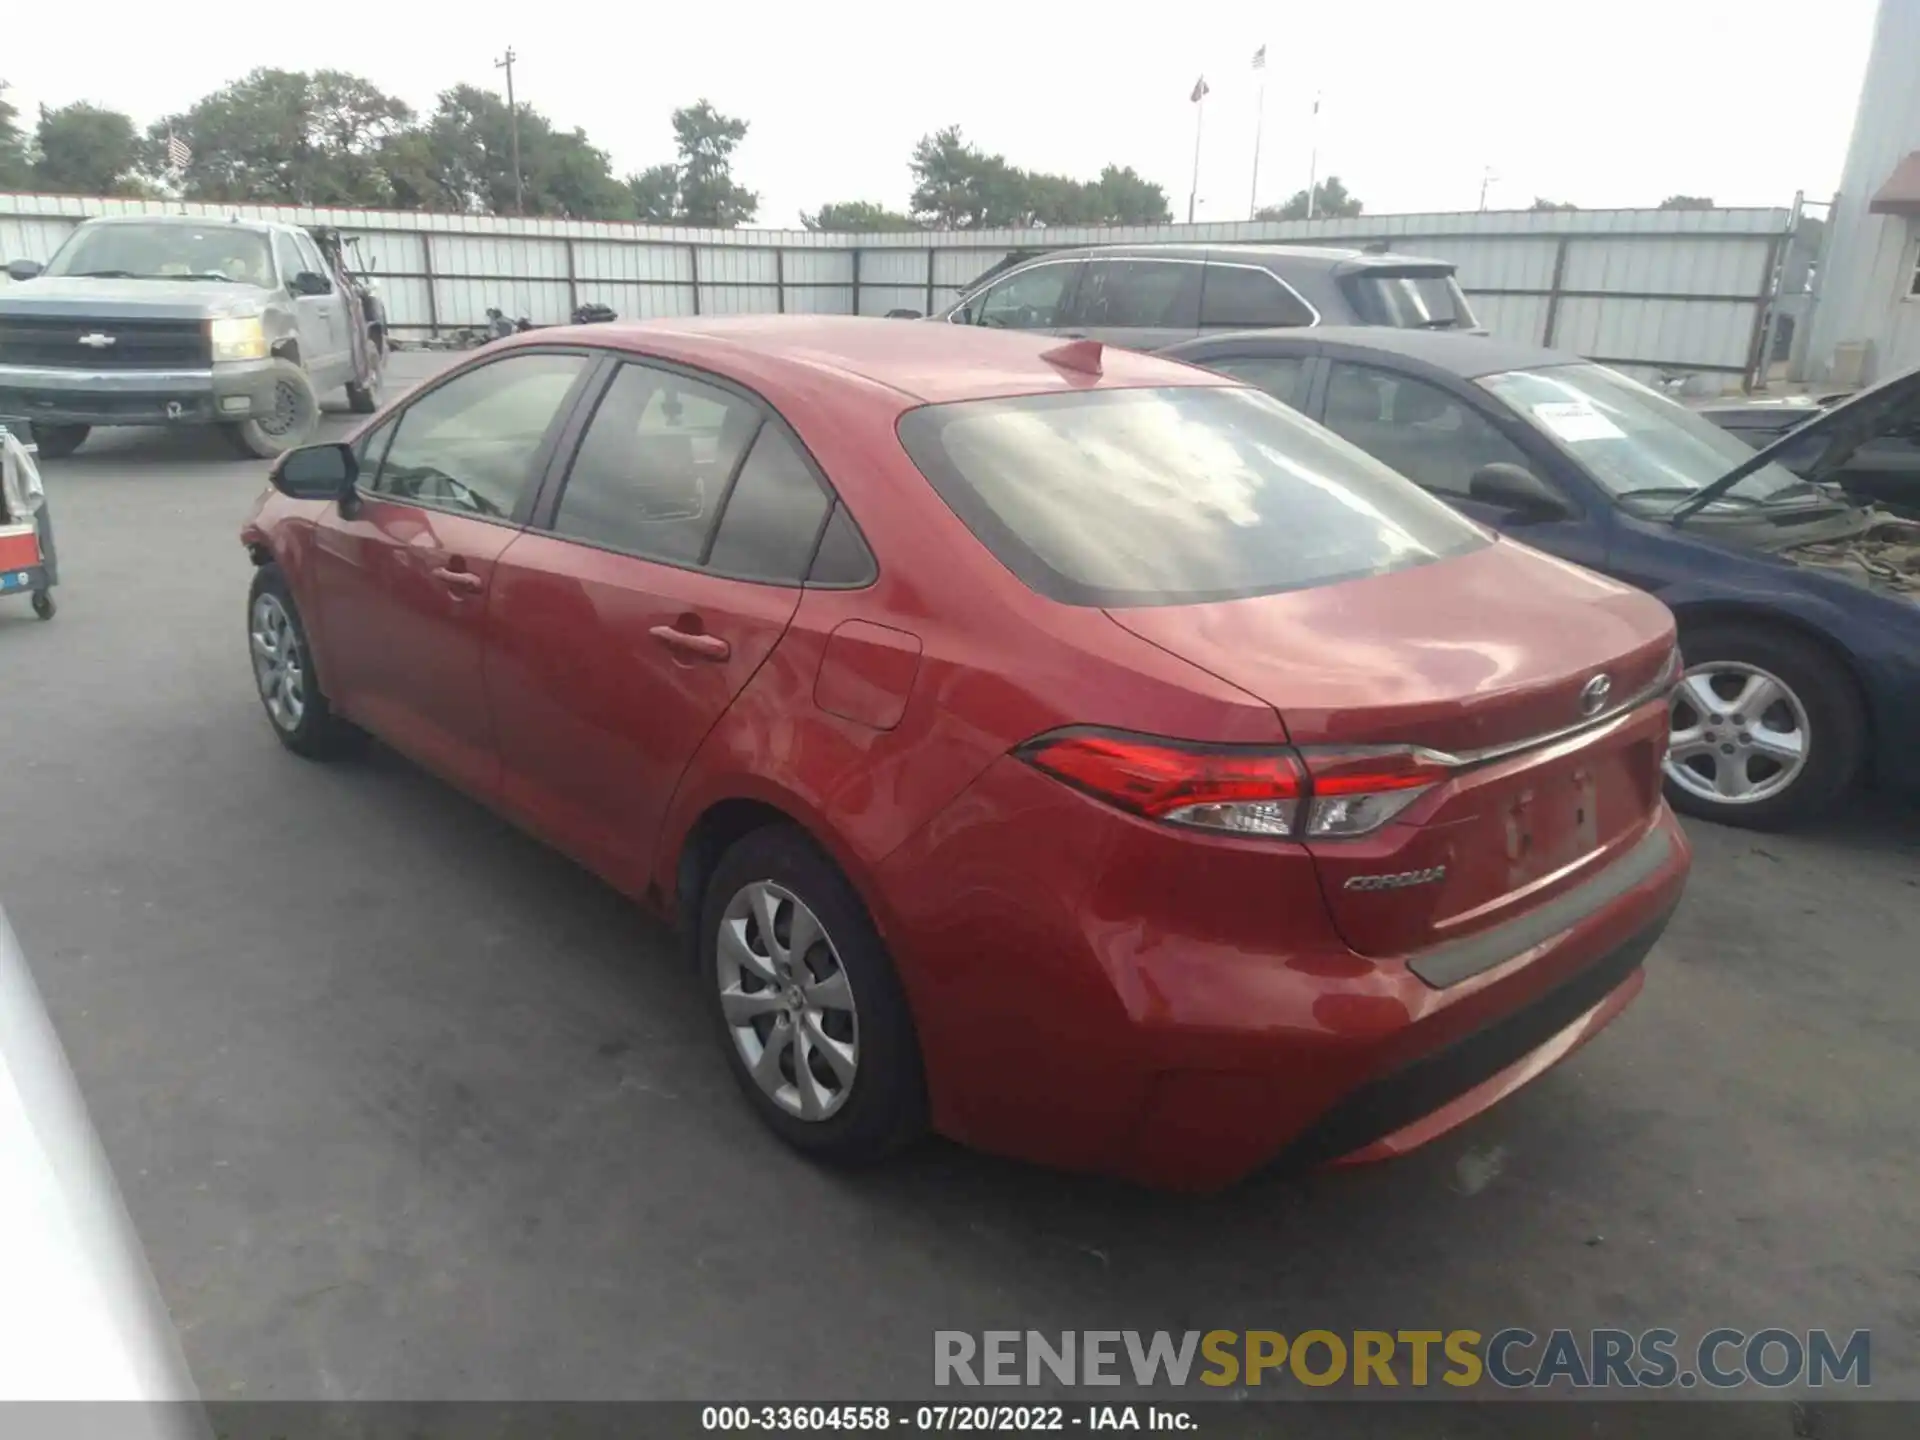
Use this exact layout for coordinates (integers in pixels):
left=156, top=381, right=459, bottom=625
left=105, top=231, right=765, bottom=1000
left=0, top=192, right=1792, bottom=382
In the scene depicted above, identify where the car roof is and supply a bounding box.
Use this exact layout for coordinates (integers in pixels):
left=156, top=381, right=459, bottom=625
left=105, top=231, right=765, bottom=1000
left=522, top=315, right=1224, bottom=406
left=1169, top=324, right=1578, bottom=379
left=1028, top=241, right=1453, bottom=269
left=80, top=213, right=288, bottom=234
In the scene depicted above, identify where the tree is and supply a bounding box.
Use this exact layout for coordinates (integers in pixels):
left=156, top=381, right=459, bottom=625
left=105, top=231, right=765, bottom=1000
left=906, top=128, right=1171, bottom=227
left=0, top=92, right=31, bottom=190
left=1659, top=194, right=1714, bottom=210
left=671, top=101, right=758, bottom=227
left=419, top=84, right=632, bottom=219
left=32, top=102, right=141, bottom=195
left=1256, top=175, right=1363, bottom=221
left=1530, top=197, right=1579, bottom=211
left=148, top=68, right=416, bottom=206
left=627, top=164, right=681, bottom=223
left=801, top=201, right=916, bottom=232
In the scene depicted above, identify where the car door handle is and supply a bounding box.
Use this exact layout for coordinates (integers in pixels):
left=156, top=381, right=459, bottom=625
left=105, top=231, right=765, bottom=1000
left=649, top=625, right=730, bottom=660
left=430, top=566, right=484, bottom=592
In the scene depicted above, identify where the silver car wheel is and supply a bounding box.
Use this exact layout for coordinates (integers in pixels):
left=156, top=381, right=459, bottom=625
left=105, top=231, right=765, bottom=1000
left=1666, top=660, right=1810, bottom=806
left=249, top=592, right=307, bottom=732
left=716, top=880, right=859, bottom=1122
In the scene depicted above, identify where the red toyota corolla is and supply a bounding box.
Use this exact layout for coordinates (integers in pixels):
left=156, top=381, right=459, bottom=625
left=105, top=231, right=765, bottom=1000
left=240, top=317, right=1690, bottom=1191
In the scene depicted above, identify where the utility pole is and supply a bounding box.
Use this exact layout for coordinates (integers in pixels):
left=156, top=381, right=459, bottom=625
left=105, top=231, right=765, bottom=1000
left=494, top=48, right=524, bottom=216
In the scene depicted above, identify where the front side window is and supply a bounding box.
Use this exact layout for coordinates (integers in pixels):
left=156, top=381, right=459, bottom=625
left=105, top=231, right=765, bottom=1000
left=897, top=385, right=1488, bottom=607
left=1073, top=260, right=1200, bottom=329
left=975, top=263, right=1077, bottom=330
left=43, top=222, right=273, bottom=286
left=1205, top=355, right=1308, bottom=409
left=369, top=352, right=589, bottom=518
left=273, top=233, right=307, bottom=289
left=1481, top=363, right=1818, bottom=509
left=1321, top=363, right=1534, bottom=497
left=551, top=363, right=762, bottom=564
left=292, top=232, right=332, bottom=287
left=1200, top=265, right=1315, bottom=329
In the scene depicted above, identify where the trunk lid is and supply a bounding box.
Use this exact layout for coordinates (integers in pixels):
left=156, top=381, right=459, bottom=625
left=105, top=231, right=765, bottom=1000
left=1107, top=540, right=1676, bottom=959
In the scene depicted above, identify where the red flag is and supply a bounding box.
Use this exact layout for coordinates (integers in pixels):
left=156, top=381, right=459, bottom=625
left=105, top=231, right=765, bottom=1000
left=1190, top=76, right=1210, bottom=103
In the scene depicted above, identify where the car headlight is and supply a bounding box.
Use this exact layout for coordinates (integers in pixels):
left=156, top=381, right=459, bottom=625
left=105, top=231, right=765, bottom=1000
left=208, top=316, right=268, bottom=363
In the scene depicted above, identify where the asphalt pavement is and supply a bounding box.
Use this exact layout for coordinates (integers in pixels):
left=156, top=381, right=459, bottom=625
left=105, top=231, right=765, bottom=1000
left=1, top=351, right=1915, bottom=1407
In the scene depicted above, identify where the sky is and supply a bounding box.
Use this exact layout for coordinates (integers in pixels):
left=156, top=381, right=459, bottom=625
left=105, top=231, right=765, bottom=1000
left=3, top=0, right=1883, bottom=228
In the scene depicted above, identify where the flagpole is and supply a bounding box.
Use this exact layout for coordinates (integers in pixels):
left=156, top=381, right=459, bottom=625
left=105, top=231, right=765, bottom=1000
left=1188, top=89, right=1205, bottom=224
left=1305, top=93, right=1321, bottom=221
left=1249, top=75, right=1265, bottom=219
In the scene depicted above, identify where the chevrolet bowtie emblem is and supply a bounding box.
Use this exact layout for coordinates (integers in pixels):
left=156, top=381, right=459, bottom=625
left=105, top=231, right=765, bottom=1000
left=78, top=332, right=117, bottom=348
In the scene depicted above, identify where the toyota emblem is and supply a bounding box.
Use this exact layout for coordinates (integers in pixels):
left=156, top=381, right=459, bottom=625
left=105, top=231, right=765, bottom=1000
left=1579, top=674, right=1613, bottom=717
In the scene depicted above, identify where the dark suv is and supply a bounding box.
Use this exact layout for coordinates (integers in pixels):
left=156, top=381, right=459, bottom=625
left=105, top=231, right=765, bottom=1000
left=932, top=243, right=1482, bottom=351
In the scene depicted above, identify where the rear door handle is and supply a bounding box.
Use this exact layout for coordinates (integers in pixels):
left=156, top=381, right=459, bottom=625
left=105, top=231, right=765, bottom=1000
left=649, top=625, right=730, bottom=660
left=431, top=566, right=484, bottom=592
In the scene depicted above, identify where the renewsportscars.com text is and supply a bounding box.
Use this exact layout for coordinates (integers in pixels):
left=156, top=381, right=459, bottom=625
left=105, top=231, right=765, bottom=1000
left=933, top=1328, right=1870, bottom=1390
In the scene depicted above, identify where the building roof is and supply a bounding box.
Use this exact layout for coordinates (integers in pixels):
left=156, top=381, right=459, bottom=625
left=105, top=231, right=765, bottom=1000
left=529, top=314, right=1220, bottom=405
left=1868, top=150, right=1920, bottom=216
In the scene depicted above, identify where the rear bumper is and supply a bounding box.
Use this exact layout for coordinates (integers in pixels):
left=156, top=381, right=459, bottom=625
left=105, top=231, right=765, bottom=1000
left=877, top=757, right=1691, bottom=1192
left=0, top=360, right=279, bottom=428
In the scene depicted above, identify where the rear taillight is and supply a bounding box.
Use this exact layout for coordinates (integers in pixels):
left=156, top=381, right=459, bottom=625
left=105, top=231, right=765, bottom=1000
left=1016, top=729, right=1450, bottom=840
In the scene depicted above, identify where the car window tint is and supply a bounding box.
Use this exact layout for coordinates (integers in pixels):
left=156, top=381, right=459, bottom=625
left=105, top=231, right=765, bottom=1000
left=807, top=504, right=878, bottom=587
left=705, top=425, right=833, bottom=582
left=293, top=232, right=330, bottom=282
left=351, top=414, right=399, bottom=480
left=272, top=232, right=306, bottom=287
left=1322, top=363, right=1532, bottom=496
left=897, top=385, right=1487, bottom=607
left=978, top=263, right=1075, bottom=330
left=551, top=363, right=762, bottom=564
left=371, top=352, right=587, bottom=518
left=1201, top=266, right=1315, bottom=328
left=1075, top=260, right=1201, bottom=329
left=1207, top=355, right=1307, bottom=409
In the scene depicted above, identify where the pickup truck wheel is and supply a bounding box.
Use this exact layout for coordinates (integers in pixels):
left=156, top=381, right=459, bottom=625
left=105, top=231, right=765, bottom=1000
left=28, top=424, right=89, bottom=459
left=222, top=361, right=319, bottom=460
left=1664, top=623, right=1865, bottom=830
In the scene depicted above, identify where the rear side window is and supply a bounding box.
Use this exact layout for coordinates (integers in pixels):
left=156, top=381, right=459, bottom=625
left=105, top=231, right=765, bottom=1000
left=896, top=386, right=1488, bottom=607
left=1200, top=265, right=1315, bottom=328
left=1205, top=355, right=1308, bottom=409
left=1342, top=269, right=1478, bottom=329
left=706, top=425, right=833, bottom=583
left=1074, top=260, right=1201, bottom=329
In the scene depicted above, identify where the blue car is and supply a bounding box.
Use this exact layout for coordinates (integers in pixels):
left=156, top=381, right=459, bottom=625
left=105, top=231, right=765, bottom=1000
left=1160, top=327, right=1920, bottom=829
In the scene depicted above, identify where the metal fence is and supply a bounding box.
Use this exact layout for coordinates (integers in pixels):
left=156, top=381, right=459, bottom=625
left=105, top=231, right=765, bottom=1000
left=1, top=192, right=1795, bottom=387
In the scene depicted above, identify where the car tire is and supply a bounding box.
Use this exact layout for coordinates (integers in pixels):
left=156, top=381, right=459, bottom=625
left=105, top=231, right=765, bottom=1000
left=27, top=424, right=89, bottom=459
left=247, top=565, right=365, bottom=760
left=222, top=361, right=320, bottom=460
left=345, top=360, right=383, bottom=415
left=1664, top=622, right=1865, bottom=830
left=700, top=825, right=928, bottom=1163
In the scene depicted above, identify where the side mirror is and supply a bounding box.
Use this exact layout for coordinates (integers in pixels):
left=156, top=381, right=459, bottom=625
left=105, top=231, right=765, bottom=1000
left=5, top=259, right=44, bottom=282
left=1469, top=462, right=1573, bottom=519
left=272, top=442, right=357, bottom=501
left=290, top=271, right=331, bottom=297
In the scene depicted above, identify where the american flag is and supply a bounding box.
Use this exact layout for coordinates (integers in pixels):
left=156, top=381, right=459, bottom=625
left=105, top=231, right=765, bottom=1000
left=1252, top=45, right=1266, bottom=70
left=165, top=131, right=192, bottom=171
left=1189, top=75, right=1209, bottom=103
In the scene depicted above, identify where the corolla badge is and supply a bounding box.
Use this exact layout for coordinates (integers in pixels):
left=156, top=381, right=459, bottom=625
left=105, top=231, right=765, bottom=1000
left=1579, top=673, right=1613, bottom=717
left=1343, top=865, right=1447, bottom=892
left=78, top=332, right=117, bottom=348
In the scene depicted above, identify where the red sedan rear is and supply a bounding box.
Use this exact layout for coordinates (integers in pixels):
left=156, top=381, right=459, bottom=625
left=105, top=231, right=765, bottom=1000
left=240, top=317, right=1690, bottom=1191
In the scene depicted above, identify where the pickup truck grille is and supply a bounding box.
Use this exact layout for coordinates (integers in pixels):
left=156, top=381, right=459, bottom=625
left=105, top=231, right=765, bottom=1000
left=0, top=317, right=211, bottom=370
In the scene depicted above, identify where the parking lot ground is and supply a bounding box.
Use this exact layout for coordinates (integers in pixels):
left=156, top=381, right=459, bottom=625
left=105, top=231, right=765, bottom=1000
left=1, top=350, right=1917, bottom=1405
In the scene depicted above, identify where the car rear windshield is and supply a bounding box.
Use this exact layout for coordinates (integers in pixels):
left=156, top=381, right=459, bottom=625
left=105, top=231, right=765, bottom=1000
left=895, top=385, right=1490, bottom=607
left=1342, top=269, right=1478, bottom=330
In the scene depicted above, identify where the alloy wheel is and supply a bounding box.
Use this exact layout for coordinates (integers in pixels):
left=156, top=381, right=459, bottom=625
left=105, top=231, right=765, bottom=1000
left=250, top=592, right=307, bottom=731
left=1666, top=661, right=1810, bottom=807
left=716, top=881, right=859, bottom=1121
